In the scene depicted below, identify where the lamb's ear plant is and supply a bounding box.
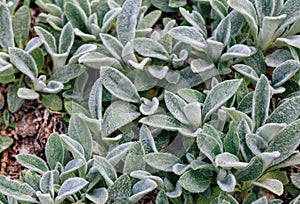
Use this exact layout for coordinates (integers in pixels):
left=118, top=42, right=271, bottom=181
left=227, top=0, right=300, bottom=52
left=0, top=3, right=31, bottom=83
left=167, top=10, right=257, bottom=76
left=0, top=131, right=159, bottom=204
left=8, top=47, right=64, bottom=100
left=138, top=75, right=300, bottom=203
left=0, top=0, right=300, bottom=203
left=34, top=22, right=75, bottom=71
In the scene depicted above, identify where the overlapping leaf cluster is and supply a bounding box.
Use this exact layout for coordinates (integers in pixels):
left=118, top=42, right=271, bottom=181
left=0, top=0, right=300, bottom=203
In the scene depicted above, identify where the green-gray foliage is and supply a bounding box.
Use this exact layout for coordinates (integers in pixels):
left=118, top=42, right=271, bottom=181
left=0, top=0, right=299, bottom=203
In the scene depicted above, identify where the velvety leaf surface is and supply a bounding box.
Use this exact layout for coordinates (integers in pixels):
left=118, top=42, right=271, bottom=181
left=0, top=4, right=14, bottom=50
left=9, top=48, right=38, bottom=80
left=179, top=170, right=211, bottom=193
left=202, top=79, right=242, bottom=121
left=55, top=178, right=88, bottom=203
left=102, top=101, right=140, bottom=137
left=100, top=66, right=140, bottom=103
left=68, top=114, right=93, bottom=160
left=117, top=0, right=141, bottom=45
left=45, top=133, right=64, bottom=169
left=134, top=38, right=169, bottom=61
left=13, top=6, right=30, bottom=48
left=0, top=175, right=37, bottom=203
left=107, top=174, right=131, bottom=204
left=253, top=179, right=284, bottom=196
left=139, top=115, right=181, bottom=131
left=252, top=75, right=270, bottom=131
left=16, top=154, right=49, bottom=174
left=267, top=120, right=300, bottom=165
left=144, top=153, right=180, bottom=172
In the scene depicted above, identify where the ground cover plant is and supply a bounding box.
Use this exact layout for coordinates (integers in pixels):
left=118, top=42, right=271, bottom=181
left=0, top=0, right=300, bottom=203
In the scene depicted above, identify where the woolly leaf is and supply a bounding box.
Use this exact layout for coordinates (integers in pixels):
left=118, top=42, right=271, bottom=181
left=276, top=35, right=300, bottom=49
left=268, top=96, right=300, bottom=124
left=252, top=75, right=270, bottom=131
left=137, top=10, right=161, bottom=29
left=179, top=7, right=205, bottom=29
left=202, top=79, right=242, bottom=121
left=168, top=26, right=207, bottom=51
left=101, top=7, right=122, bottom=33
left=100, top=33, right=123, bottom=61
left=129, top=179, right=158, bottom=203
left=69, top=44, right=97, bottom=64
left=17, top=88, right=39, bottom=100
left=106, top=142, right=134, bottom=166
left=50, top=64, right=86, bottom=84
left=213, top=14, right=231, bottom=46
left=235, top=156, right=264, bottom=181
left=117, top=0, right=141, bottom=45
left=139, top=115, right=181, bottom=131
left=150, top=0, right=177, bottom=12
left=184, top=102, right=202, bottom=128
left=267, top=120, right=300, bottom=165
left=9, top=48, right=38, bottom=80
left=224, top=125, right=240, bottom=156
left=258, top=15, right=286, bottom=51
left=177, top=88, right=205, bottom=103
left=7, top=82, right=24, bottom=113
left=139, top=97, right=159, bottom=115
left=291, top=172, right=300, bottom=189
left=68, top=114, right=93, bottom=160
left=123, top=141, right=146, bottom=174
left=144, top=153, right=180, bottom=172
left=94, top=156, right=117, bottom=184
left=215, top=153, right=248, bottom=169
left=100, top=66, right=140, bottom=103
left=13, top=6, right=30, bottom=48
left=59, top=23, right=74, bottom=54
left=265, top=49, right=293, bottom=67
left=60, top=134, right=85, bottom=161
left=0, top=175, right=37, bottom=203
left=253, top=179, right=284, bottom=196
left=134, top=38, right=169, bottom=61
left=88, top=78, right=102, bottom=120
left=272, top=60, right=299, bottom=87
left=246, top=133, right=268, bottom=155
left=34, top=26, right=57, bottom=54
left=107, top=175, right=131, bottom=203
left=102, top=101, right=140, bottom=137
left=190, top=58, right=215, bottom=74
left=64, top=2, right=87, bottom=29
left=0, top=4, right=14, bottom=50
left=279, top=0, right=300, bottom=30
left=41, top=94, right=62, bottom=111
left=228, top=0, right=258, bottom=37
left=16, top=154, right=49, bottom=174
left=217, top=174, right=236, bottom=193
left=40, top=171, right=54, bottom=196
left=179, top=170, right=211, bottom=193
left=45, top=133, right=64, bottom=170
left=232, top=64, right=259, bottom=82
left=197, top=133, right=222, bottom=162
left=86, top=188, right=108, bottom=204
left=164, top=91, right=189, bottom=125
left=221, top=44, right=255, bottom=61
left=256, top=123, right=287, bottom=143
left=222, top=107, right=253, bottom=131
left=79, top=52, right=123, bottom=69
left=55, top=178, right=88, bottom=203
